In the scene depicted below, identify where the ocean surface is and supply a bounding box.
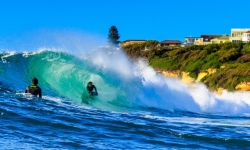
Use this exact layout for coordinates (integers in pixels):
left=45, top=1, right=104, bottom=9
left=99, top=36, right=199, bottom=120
left=1, top=49, right=250, bottom=149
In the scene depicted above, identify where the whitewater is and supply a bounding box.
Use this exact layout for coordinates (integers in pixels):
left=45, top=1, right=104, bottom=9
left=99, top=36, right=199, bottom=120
left=1, top=47, right=250, bottom=149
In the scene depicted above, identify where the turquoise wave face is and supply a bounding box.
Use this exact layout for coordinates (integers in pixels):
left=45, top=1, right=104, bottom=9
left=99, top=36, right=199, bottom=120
left=26, top=51, right=92, bottom=101
left=0, top=50, right=144, bottom=111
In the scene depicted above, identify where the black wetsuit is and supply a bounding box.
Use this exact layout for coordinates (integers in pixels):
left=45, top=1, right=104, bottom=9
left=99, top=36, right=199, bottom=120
left=87, top=85, right=97, bottom=95
left=25, top=85, right=42, bottom=98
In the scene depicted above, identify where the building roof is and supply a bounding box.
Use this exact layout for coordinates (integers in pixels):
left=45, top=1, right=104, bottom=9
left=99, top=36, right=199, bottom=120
left=200, top=35, right=222, bottom=42
left=217, top=36, right=229, bottom=40
left=245, top=31, right=250, bottom=33
left=231, top=28, right=250, bottom=31
left=201, top=35, right=222, bottom=38
left=210, top=35, right=230, bottom=40
left=121, top=39, right=146, bottom=43
left=160, top=40, right=182, bottom=44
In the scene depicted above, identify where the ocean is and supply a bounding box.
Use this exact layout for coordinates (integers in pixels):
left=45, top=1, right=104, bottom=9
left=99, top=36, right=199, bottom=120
left=0, top=49, right=250, bottom=149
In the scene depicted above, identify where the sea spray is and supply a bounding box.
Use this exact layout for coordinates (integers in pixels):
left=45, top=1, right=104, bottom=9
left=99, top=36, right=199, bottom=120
left=136, top=57, right=250, bottom=115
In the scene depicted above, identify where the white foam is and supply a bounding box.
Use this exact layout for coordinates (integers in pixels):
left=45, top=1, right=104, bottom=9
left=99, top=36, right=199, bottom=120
left=142, top=64, right=250, bottom=115
left=142, top=114, right=250, bottom=127
left=1, top=51, right=17, bottom=63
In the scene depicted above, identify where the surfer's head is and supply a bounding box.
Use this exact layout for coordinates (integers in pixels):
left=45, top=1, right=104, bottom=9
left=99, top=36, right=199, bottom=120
left=32, top=78, right=38, bottom=85
left=88, top=82, right=92, bottom=86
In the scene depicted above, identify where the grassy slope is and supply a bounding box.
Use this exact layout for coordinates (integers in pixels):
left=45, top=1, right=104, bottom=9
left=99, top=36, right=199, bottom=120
left=122, top=42, right=250, bottom=91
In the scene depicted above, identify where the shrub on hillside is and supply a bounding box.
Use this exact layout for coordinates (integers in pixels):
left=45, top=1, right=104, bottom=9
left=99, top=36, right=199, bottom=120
left=242, top=43, right=250, bottom=53
left=219, top=48, right=241, bottom=62
left=204, top=44, right=221, bottom=54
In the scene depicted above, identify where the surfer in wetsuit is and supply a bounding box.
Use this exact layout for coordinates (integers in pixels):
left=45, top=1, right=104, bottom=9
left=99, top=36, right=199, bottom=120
left=25, top=78, right=42, bottom=98
left=87, top=82, right=98, bottom=95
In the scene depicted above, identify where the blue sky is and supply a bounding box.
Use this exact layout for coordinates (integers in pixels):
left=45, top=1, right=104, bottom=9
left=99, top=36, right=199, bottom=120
left=0, top=0, right=250, bottom=50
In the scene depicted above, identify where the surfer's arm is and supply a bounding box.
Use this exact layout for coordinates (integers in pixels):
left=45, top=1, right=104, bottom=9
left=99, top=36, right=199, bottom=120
left=94, top=86, right=97, bottom=93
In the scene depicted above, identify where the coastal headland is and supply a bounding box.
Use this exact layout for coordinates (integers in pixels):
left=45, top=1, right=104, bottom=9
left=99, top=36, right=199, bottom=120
left=121, top=41, right=250, bottom=93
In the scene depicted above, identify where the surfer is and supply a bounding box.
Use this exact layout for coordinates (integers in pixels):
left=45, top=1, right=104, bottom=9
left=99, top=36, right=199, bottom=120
left=87, top=82, right=98, bottom=96
left=25, top=78, right=42, bottom=98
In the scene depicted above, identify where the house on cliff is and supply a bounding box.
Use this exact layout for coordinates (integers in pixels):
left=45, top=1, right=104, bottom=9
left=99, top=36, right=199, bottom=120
left=210, top=35, right=230, bottom=44
left=158, top=40, right=182, bottom=49
left=230, top=28, right=250, bottom=42
left=242, top=31, right=250, bottom=43
left=194, top=35, right=222, bottom=45
left=181, top=37, right=200, bottom=47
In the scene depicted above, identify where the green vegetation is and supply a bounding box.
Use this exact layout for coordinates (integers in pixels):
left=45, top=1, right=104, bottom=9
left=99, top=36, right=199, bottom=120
left=122, top=42, right=250, bottom=91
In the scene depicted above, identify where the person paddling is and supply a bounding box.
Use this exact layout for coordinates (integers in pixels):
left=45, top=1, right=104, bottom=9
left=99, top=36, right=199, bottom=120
left=25, top=78, right=42, bottom=98
left=86, top=82, right=98, bottom=96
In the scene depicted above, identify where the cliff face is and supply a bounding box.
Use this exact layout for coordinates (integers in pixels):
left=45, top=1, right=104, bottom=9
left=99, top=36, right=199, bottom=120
left=235, top=82, right=250, bottom=91
left=159, top=70, right=180, bottom=78
left=157, top=69, right=215, bottom=84
left=157, top=69, right=250, bottom=92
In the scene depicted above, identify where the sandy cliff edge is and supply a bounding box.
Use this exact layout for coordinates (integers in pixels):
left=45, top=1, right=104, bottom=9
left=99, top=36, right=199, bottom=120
left=157, top=69, right=250, bottom=94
